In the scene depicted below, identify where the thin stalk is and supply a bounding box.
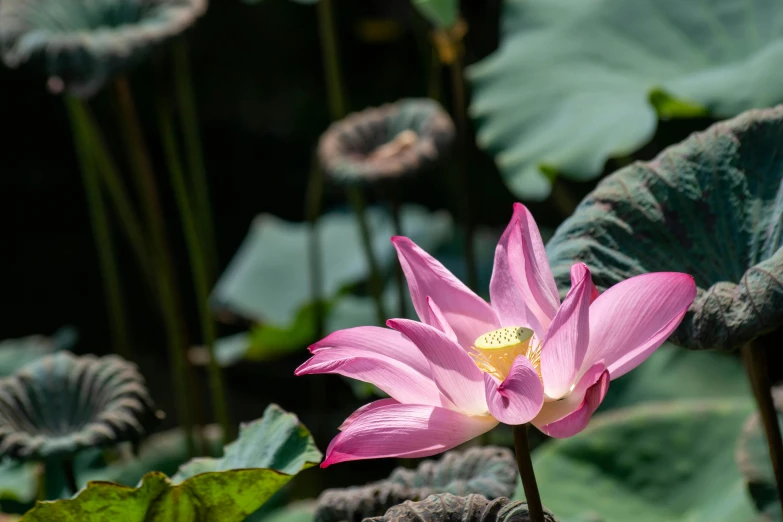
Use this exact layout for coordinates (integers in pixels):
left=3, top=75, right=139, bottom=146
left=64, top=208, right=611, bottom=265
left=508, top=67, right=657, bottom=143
left=346, top=185, right=387, bottom=325
left=550, top=178, right=578, bottom=219
left=317, top=0, right=346, bottom=120
left=157, top=89, right=232, bottom=443
left=61, top=459, right=78, bottom=495
left=78, top=103, right=156, bottom=289
left=388, top=183, right=407, bottom=318
left=448, top=53, right=478, bottom=291
left=305, top=162, right=325, bottom=339
left=65, top=96, right=131, bottom=359
left=172, top=38, right=219, bottom=279
left=112, top=76, right=196, bottom=457
left=742, top=336, right=783, bottom=516
left=513, top=425, right=545, bottom=522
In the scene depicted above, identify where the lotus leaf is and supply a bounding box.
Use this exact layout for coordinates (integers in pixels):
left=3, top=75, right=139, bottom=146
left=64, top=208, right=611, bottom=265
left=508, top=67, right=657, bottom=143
left=0, top=352, right=155, bottom=460
left=546, top=106, right=783, bottom=351
left=518, top=400, right=756, bottom=522
left=315, top=446, right=517, bottom=522
left=366, top=493, right=558, bottom=522
left=0, top=0, right=207, bottom=96
left=20, top=404, right=321, bottom=522
left=468, top=0, right=783, bottom=200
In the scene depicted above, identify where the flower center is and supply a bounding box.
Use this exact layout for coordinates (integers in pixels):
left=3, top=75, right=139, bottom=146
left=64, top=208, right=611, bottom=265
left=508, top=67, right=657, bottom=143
left=470, top=326, right=542, bottom=381
left=369, top=130, right=418, bottom=160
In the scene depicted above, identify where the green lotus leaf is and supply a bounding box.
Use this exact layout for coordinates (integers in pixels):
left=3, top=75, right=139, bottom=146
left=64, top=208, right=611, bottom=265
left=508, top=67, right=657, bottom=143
left=211, top=205, right=452, bottom=326
left=546, top=105, right=783, bottom=351
left=263, top=501, right=317, bottom=522
left=365, top=493, right=558, bottom=522
left=736, top=386, right=783, bottom=520
left=20, top=404, right=321, bottom=522
left=468, top=0, right=783, bottom=200
left=517, top=400, right=756, bottom=522
left=411, top=0, right=458, bottom=29
left=0, top=459, right=37, bottom=504
left=172, top=403, right=321, bottom=481
left=0, top=352, right=156, bottom=460
left=0, top=0, right=207, bottom=97
left=315, top=446, right=517, bottom=522
left=79, top=425, right=223, bottom=487
left=318, top=99, right=455, bottom=184
left=602, top=343, right=747, bottom=410
left=0, top=327, right=76, bottom=378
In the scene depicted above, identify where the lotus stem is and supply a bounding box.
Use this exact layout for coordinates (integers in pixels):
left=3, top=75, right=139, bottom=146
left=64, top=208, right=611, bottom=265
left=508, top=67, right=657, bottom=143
left=156, top=88, right=232, bottom=444
left=317, top=0, right=346, bottom=120
left=513, top=424, right=545, bottom=522
left=742, top=336, right=783, bottom=516
left=315, top=0, right=385, bottom=323
left=305, top=162, right=326, bottom=339
left=65, top=96, right=131, bottom=360
left=445, top=39, right=478, bottom=291
left=61, top=458, right=77, bottom=495
left=550, top=178, right=578, bottom=219
left=389, top=183, right=407, bottom=318
left=172, top=38, right=219, bottom=281
left=77, top=103, right=156, bottom=290
left=112, top=76, right=196, bottom=457
left=346, top=185, right=388, bottom=325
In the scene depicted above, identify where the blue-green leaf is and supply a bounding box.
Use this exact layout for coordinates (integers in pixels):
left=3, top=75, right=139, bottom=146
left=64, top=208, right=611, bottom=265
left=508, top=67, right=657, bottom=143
left=468, top=0, right=783, bottom=200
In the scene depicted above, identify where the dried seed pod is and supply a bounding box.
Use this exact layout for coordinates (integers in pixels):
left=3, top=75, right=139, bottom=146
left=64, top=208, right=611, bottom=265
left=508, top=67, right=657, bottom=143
left=365, top=493, right=559, bottom=522
left=0, top=351, right=157, bottom=460
left=315, top=446, right=517, bottom=522
left=318, top=98, right=455, bottom=184
left=0, top=0, right=207, bottom=97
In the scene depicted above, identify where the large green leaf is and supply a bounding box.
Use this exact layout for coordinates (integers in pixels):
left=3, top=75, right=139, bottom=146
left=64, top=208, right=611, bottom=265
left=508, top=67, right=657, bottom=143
left=546, top=105, right=783, bottom=351
left=411, top=0, right=458, bottom=29
left=517, top=400, right=756, bottom=522
left=468, top=0, right=783, bottom=200
left=21, top=405, right=321, bottom=522
left=601, top=344, right=747, bottom=410
left=0, top=460, right=37, bottom=504
left=315, top=446, right=517, bottom=521
left=211, top=205, right=452, bottom=326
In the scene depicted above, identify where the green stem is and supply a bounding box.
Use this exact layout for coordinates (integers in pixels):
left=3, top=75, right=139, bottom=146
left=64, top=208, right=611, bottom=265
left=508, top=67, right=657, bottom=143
left=157, top=88, right=232, bottom=444
left=448, top=56, right=478, bottom=291
left=305, top=162, right=325, bottom=339
left=388, top=183, right=407, bottom=318
left=112, top=76, right=196, bottom=457
left=172, top=38, right=219, bottom=280
left=550, top=178, right=578, bottom=219
left=65, top=96, right=131, bottom=360
left=317, top=0, right=347, bottom=120
left=61, top=459, right=78, bottom=495
left=513, top=425, right=545, bottom=522
left=346, top=185, right=387, bottom=325
left=77, top=103, right=156, bottom=290
left=742, top=336, right=783, bottom=516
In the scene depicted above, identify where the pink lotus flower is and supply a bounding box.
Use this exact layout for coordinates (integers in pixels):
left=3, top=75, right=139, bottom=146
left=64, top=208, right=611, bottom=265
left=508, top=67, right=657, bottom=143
left=297, top=203, right=696, bottom=467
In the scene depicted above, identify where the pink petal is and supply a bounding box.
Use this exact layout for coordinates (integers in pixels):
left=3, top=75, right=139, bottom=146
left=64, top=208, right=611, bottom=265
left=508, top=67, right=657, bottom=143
left=584, top=273, right=696, bottom=379
left=540, top=263, right=592, bottom=399
left=392, top=236, right=499, bottom=348
left=296, top=348, right=448, bottom=407
left=387, top=318, right=487, bottom=415
left=322, top=403, right=498, bottom=467
left=490, top=205, right=533, bottom=327
left=309, top=326, right=431, bottom=378
left=339, top=398, right=399, bottom=431
left=532, top=361, right=607, bottom=428
left=506, top=203, right=560, bottom=332
left=483, top=356, right=544, bottom=425
left=538, top=370, right=609, bottom=438
left=426, top=297, right=458, bottom=343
